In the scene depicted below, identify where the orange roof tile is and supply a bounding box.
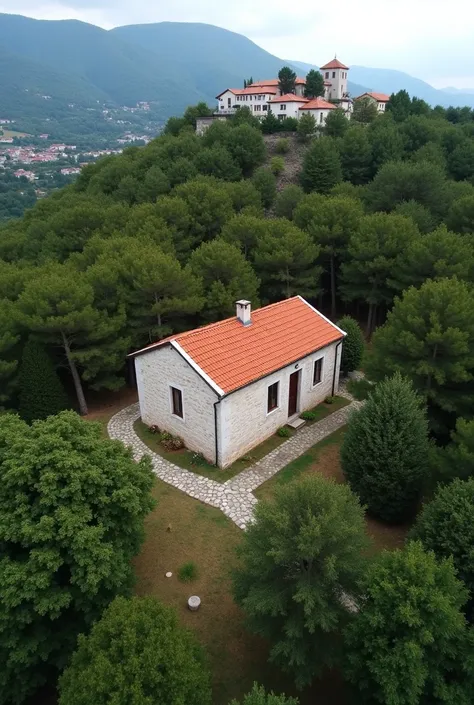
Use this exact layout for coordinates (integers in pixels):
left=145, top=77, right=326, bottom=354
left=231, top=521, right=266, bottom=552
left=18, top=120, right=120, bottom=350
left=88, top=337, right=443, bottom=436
left=249, top=78, right=306, bottom=87
left=299, top=97, right=337, bottom=110
left=216, top=87, right=277, bottom=98
left=320, top=58, right=349, bottom=70
left=132, top=297, right=345, bottom=395
left=269, top=94, right=309, bottom=103
left=357, top=91, right=390, bottom=102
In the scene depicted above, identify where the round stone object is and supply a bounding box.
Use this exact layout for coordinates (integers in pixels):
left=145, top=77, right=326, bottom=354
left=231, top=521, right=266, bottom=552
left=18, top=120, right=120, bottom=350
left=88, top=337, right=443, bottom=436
left=188, top=595, right=201, bottom=611
left=165, top=572, right=172, bottom=578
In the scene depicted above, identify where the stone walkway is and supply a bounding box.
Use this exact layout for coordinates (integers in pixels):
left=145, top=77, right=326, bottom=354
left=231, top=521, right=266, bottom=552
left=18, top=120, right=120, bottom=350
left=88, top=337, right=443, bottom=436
left=107, top=388, right=362, bottom=530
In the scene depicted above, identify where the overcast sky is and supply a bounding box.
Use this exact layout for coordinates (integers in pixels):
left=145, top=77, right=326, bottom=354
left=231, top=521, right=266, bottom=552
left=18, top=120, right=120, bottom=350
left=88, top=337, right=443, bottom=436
left=1, top=0, right=474, bottom=89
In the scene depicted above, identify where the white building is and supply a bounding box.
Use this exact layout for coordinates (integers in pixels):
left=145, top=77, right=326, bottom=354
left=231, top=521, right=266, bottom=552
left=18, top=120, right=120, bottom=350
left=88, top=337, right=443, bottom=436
left=299, top=97, right=338, bottom=126
left=268, top=94, right=309, bottom=120
left=131, top=297, right=345, bottom=469
left=354, top=91, right=390, bottom=112
left=215, top=58, right=353, bottom=123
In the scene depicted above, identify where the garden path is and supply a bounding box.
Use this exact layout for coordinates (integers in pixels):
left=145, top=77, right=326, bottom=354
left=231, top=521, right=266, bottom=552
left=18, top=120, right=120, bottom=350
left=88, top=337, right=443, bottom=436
left=107, top=385, right=362, bottom=530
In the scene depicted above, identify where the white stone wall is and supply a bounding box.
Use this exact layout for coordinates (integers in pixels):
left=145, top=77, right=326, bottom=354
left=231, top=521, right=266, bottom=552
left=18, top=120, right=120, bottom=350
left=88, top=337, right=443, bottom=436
left=218, top=340, right=342, bottom=467
left=269, top=101, right=305, bottom=119
left=303, top=108, right=333, bottom=126
left=135, top=345, right=218, bottom=464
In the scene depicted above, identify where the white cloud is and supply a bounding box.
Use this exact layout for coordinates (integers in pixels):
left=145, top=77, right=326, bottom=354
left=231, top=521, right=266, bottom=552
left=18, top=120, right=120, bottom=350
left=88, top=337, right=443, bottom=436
left=1, top=0, right=474, bottom=88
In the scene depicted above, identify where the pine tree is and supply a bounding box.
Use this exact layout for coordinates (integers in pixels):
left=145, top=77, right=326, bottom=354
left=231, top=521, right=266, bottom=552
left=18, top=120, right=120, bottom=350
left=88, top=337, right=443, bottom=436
left=304, top=69, right=325, bottom=98
left=325, top=108, right=349, bottom=138
left=18, top=338, right=70, bottom=423
left=337, top=316, right=365, bottom=374
left=341, top=373, right=430, bottom=522
left=278, top=66, right=297, bottom=95
left=300, top=137, right=342, bottom=193
left=340, top=125, right=372, bottom=184
left=251, top=167, right=277, bottom=208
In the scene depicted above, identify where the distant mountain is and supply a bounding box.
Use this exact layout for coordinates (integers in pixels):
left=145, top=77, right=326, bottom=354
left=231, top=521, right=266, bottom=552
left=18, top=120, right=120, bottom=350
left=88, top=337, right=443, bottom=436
left=440, top=86, right=474, bottom=96
left=349, top=66, right=474, bottom=108
left=1, top=12, right=474, bottom=130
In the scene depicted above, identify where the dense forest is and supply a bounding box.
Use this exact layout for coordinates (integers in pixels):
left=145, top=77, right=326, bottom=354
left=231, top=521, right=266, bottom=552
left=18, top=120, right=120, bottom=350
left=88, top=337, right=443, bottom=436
left=2, top=91, right=474, bottom=429
left=2, top=89, right=474, bottom=704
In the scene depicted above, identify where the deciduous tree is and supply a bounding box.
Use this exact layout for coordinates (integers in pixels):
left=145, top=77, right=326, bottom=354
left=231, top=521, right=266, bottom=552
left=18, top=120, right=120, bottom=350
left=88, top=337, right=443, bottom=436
left=58, top=597, right=211, bottom=705
left=0, top=412, right=155, bottom=704
left=351, top=97, right=378, bottom=124
left=344, top=541, right=474, bottom=705
left=341, top=373, right=429, bottom=521
left=231, top=684, right=298, bottom=705
left=233, top=475, right=369, bottom=688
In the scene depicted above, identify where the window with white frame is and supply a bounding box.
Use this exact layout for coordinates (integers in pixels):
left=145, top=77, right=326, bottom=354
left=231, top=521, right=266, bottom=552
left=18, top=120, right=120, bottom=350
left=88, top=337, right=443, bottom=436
left=313, top=358, right=323, bottom=386
left=254, top=104, right=261, bottom=111
left=171, top=386, right=183, bottom=418
left=267, top=382, right=279, bottom=413
left=280, top=104, right=286, bottom=110
left=262, top=105, right=268, bottom=111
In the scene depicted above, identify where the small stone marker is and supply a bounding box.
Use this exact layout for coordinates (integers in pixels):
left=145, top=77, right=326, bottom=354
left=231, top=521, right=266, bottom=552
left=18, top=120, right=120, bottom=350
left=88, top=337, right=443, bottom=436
left=165, top=571, right=172, bottom=578
left=188, top=595, right=201, bottom=611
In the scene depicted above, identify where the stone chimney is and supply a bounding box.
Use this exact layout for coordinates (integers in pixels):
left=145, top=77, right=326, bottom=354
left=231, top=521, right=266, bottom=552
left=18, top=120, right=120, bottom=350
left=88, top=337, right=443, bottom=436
left=236, top=300, right=251, bottom=326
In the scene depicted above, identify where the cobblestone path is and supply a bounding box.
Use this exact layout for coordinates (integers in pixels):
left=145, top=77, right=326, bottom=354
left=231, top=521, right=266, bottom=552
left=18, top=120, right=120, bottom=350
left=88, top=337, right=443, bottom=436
left=107, top=389, right=361, bottom=530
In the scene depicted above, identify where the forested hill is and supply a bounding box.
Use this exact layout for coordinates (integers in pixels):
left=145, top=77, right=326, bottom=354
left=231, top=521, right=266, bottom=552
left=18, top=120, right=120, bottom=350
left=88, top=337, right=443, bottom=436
left=2, top=13, right=474, bottom=126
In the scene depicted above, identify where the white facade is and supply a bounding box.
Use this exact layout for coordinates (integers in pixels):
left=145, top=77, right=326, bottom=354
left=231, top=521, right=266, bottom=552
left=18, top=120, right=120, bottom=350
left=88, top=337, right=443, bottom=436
left=269, top=97, right=308, bottom=120
left=355, top=92, right=390, bottom=113
left=321, top=66, right=349, bottom=101
left=216, top=89, right=274, bottom=117
left=134, top=337, right=343, bottom=469
left=300, top=106, right=334, bottom=126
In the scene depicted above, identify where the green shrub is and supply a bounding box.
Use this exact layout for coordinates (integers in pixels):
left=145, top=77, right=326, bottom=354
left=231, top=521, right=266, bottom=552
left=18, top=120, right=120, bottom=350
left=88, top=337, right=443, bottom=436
left=161, top=435, right=185, bottom=451
left=341, top=373, right=430, bottom=522
left=18, top=338, right=69, bottom=424
left=346, top=378, right=373, bottom=401
left=58, top=596, right=211, bottom=705
left=277, top=427, right=291, bottom=438
left=300, top=410, right=317, bottom=421
left=324, top=396, right=336, bottom=404
left=275, top=138, right=290, bottom=154
left=270, top=157, right=285, bottom=175
left=336, top=316, right=365, bottom=374
left=230, top=682, right=299, bottom=705
left=178, top=561, right=198, bottom=583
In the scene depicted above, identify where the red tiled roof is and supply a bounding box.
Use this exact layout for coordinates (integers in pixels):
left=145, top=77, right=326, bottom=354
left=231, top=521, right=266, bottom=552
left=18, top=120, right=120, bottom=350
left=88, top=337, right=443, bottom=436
left=269, top=94, right=309, bottom=103
left=131, top=297, right=344, bottom=395
left=320, top=58, right=349, bottom=70
left=249, top=78, right=306, bottom=87
left=299, top=97, right=337, bottom=110
left=357, top=91, right=390, bottom=102
left=216, top=87, right=277, bottom=98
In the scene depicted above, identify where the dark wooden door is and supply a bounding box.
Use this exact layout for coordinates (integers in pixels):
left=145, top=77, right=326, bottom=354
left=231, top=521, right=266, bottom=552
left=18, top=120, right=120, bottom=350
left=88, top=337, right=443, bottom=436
left=288, top=370, right=300, bottom=417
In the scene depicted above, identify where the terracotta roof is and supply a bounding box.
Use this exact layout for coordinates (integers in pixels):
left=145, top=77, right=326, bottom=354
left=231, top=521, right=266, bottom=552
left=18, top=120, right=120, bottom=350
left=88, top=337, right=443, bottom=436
left=216, top=87, right=277, bottom=98
left=320, top=58, right=349, bottom=70
left=131, top=297, right=345, bottom=395
left=357, top=91, right=390, bottom=102
left=249, top=78, right=306, bottom=87
left=299, top=97, right=337, bottom=110
left=269, top=94, right=309, bottom=103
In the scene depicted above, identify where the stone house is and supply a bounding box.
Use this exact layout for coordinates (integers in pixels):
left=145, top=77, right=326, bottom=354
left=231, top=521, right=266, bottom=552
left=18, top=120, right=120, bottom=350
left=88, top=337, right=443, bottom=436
left=130, top=297, right=345, bottom=469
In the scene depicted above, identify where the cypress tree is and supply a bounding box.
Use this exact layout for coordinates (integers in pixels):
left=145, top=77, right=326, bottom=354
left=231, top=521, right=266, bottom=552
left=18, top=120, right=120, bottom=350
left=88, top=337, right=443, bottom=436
left=337, top=316, right=365, bottom=374
left=340, top=372, right=430, bottom=522
left=18, top=338, right=70, bottom=423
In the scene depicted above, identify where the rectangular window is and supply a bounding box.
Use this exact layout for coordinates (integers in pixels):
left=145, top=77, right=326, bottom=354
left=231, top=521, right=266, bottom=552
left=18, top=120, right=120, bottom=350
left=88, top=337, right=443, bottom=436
left=171, top=387, right=183, bottom=418
left=320, top=112, right=324, bottom=123
left=262, top=105, right=268, bottom=111
left=281, top=104, right=286, bottom=110
left=325, top=72, right=329, bottom=79
left=254, top=105, right=261, bottom=111
left=267, top=382, right=279, bottom=413
left=332, top=71, right=336, bottom=78
left=313, top=358, right=323, bottom=386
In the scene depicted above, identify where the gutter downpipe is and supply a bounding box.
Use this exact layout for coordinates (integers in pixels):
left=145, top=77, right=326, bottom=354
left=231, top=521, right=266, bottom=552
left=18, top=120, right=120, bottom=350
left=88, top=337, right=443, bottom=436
left=332, top=340, right=343, bottom=396
left=214, top=398, right=221, bottom=467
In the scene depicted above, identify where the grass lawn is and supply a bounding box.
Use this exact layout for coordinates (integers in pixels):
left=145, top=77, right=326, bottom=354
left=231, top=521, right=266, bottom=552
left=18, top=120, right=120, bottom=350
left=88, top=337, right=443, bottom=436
left=133, top=396, right=349, bottom=483
left=0, top=128, right=30, bottom=138
left=134, top=419, right=291, bottom=482
left=255, top=427, right=409, bottom=551
left=134, top=478, right=350, bottom=705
